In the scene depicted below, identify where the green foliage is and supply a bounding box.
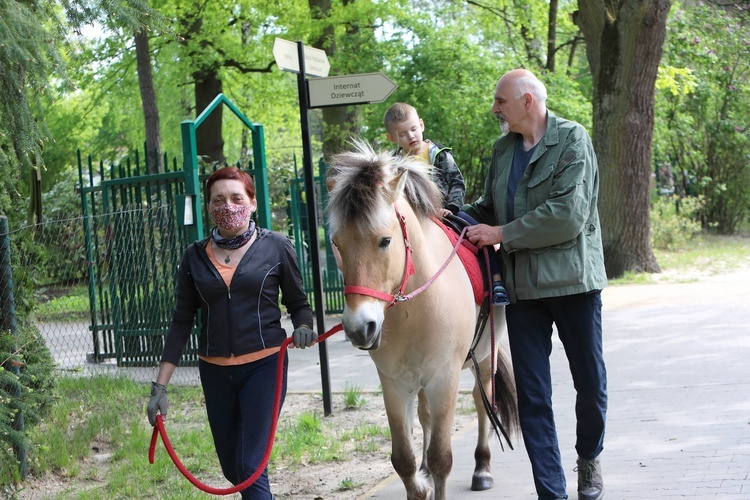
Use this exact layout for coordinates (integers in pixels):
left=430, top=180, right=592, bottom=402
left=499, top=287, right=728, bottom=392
left=17, top=0, right=597, bottom=230
left=456, top=392, right=477, bottom=416
left=361, top=2, right=508, bottom=200
left=0, top=324, right=56, bottom=488
left=0, top=0, right=62, bottom=173
left=0, top=192, right=36, bottom=323
left=654, top=2, right=750, bottom=234
left=2, top=0, right=167, bottom=331
left=650, top=194, right=704, bottom=251
left=36, top=174, right=88, bottom=285
left=1, top=0, right=166, bottom=202
left=356, top=0, right=592, bottom=202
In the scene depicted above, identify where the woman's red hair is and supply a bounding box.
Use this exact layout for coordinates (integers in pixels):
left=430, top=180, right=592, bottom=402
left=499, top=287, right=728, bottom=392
left=205, top=167, right=256, bottom=204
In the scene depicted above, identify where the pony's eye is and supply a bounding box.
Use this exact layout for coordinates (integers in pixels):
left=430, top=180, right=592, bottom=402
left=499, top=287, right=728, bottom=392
left=378, top=237, right=392, bottom=249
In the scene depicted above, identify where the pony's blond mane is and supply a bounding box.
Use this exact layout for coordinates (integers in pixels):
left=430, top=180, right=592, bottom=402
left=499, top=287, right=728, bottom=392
left=326, top=139, right=443, bottom=233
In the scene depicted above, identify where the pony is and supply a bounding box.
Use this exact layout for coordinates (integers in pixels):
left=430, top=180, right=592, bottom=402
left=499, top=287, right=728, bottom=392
left=326, top=139, right=519, bottom=499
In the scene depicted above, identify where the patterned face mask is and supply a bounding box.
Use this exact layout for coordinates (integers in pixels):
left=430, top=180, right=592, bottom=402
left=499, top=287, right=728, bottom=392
left=210, top=203, right=252, bottom=231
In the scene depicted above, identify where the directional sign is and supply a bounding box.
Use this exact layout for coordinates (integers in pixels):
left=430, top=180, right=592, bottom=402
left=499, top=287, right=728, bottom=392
left=307, top=72, right=398, bottom=108
left=273, top=38, right=330, bottom=78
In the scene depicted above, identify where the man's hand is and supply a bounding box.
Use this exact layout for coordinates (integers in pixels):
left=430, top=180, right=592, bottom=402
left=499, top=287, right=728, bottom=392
left=147, top=382, right=168, bottom=426
left=292, top=326, right=317, bottom=349
left=466, top=223, right=503, bottom=248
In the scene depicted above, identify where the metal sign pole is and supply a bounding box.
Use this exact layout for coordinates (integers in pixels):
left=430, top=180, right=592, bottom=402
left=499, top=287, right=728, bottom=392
left=296, top=41, right=332, bottom=416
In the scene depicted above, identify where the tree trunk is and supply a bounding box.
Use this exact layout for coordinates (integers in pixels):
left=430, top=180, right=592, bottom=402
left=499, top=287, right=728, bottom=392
left=181, top=11, right=225, bottom=165
left=546, top=0, right=558, bottom=71
left=193, top=67, right=225, bottom=165
left=134, top=29, right=162, bottom=174
left=309, top=0, right=362, bottom=158
left=575, top=0, right=670, bottom=278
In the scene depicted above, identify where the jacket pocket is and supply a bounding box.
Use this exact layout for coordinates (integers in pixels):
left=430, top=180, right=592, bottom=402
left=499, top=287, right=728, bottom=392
left=532, top=240, right=583, bottom=288
left=527, top=163, right=554, bottom=188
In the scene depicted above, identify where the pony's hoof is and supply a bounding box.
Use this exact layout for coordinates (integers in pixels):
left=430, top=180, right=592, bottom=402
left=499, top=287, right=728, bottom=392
left=471, top=471, right=494, bottom=491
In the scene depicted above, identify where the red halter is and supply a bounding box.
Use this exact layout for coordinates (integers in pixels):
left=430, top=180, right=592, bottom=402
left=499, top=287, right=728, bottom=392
left=342, top=204, right=467, bottom=308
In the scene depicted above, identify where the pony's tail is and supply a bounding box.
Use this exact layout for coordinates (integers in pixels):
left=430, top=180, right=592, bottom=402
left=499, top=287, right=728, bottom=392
left=471, top=348, right=519, bottom=451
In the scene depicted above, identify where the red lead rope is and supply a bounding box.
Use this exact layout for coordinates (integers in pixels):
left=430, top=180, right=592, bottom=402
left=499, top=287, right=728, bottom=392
left=148, top=323, right=345, bottom=495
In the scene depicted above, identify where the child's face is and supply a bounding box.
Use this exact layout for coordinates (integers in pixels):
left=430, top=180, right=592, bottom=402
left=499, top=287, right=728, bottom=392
left=386, top=111, right=425, bottom=155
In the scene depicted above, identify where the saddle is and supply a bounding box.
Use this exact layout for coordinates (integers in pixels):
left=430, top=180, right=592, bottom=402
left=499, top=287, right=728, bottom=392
left=435, top=214, right=491, bottom=305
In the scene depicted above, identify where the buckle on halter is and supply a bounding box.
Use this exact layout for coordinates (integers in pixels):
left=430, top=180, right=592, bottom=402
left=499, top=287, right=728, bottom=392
left=393, top=294, right=410, bottom=303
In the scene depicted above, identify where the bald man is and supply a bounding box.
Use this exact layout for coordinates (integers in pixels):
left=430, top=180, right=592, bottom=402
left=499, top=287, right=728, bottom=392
left=464, top=69, right=608, bottom=500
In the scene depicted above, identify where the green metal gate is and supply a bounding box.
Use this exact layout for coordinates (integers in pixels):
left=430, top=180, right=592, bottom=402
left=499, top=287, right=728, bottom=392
left=79, top=94, right=269, bottom=367
left=286, top=158, right=344, bottom=314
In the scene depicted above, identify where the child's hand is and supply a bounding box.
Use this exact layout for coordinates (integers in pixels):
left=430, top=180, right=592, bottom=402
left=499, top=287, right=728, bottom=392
left=440, top=208, right=452, bottom=218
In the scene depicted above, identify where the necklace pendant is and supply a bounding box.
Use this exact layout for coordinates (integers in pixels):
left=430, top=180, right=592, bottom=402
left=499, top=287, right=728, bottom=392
left=224, top=255, right=231, bottom=264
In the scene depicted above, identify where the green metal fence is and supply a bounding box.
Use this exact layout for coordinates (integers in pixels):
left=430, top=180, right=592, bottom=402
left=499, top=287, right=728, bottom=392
left=286, top=158, right=344, bottom=314
left=78, top=149, right=267, bottom=367
left=75, top=93, right=348, bottom=367
left=79, top=152, right=191, bottom=366
left=75, top=94, right=275, bottom=367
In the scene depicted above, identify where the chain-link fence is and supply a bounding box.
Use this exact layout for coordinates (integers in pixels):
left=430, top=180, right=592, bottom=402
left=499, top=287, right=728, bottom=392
left=3, top=208, right=202, bottom=386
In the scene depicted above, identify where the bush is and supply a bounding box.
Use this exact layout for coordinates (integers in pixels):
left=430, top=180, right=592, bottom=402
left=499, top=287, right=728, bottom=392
left=650, top=194, right=704, bottom=251
left=38, top=173, right=88, bottom=285
left=0, top=324, right=56, bottom=489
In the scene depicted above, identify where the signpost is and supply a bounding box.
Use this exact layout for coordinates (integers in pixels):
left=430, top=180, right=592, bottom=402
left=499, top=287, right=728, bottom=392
left=273, top=38, right=330, bottom=77
left=273, top=40, right=398, bottom=417
left=308, top=72, right=397, bottom=108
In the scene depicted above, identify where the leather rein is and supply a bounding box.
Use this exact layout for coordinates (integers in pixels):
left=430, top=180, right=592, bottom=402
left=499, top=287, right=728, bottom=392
left=342, top=203, right=469, bottom=307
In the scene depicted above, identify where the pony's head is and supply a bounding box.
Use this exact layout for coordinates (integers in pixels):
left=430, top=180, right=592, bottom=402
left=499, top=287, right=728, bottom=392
left=326, top=139, right=443, bottom=349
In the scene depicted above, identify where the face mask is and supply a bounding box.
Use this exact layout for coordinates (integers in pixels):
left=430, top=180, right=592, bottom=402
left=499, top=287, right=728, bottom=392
left=210, top=204, right=251, bottom=231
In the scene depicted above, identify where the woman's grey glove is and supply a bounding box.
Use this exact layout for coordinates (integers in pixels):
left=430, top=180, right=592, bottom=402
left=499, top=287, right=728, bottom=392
left=147, top=382, right=168, bottom=426
left=292, top=326, right=317, bottom=349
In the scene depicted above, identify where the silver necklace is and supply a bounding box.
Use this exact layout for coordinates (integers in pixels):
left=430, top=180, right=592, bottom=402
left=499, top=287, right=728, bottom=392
left=215, top=243, right=239, bottom=264
left=222, top=249, right=236, bottom=264
left=214, top=231, right=254, bottom=264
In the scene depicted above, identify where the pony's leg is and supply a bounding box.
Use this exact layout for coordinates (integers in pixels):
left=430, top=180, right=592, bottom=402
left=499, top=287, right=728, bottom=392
left=422, top=382, right=461, bottom=500
left=417, top=388, right=432, bottom=474
left=382, top=380, right=433, bottom=500
left=470, top=352, right=495, bottom=491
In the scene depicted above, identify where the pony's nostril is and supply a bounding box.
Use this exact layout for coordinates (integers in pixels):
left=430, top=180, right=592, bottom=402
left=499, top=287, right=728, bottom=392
left=365, top=321, right=377, bottom=339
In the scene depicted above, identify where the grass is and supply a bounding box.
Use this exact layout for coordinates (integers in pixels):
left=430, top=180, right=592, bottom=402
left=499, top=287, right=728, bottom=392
left=272, top=411, right=346, bottom=465
left=10, top=377, right=392, bottom=498
left=33, top=285, right=90, bottom=322
left=342, top=423, right=391, bottom=453
left=342, top=382, right=366, bottom=409
left=337, top=476, right=365, bottom=491
left=609, top=233, right=750, bottom=285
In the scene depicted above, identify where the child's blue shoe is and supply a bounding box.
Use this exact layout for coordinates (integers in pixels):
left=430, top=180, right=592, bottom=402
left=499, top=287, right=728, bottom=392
left=492, top=281, right=510, bottom=306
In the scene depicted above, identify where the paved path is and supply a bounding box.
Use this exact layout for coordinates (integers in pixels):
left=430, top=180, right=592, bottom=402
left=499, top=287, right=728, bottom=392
left=290, top=270, right=750, bottom=499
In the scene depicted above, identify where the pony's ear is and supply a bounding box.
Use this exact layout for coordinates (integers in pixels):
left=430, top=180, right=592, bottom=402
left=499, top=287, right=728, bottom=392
left=386, top=168, right=408, bottom=203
